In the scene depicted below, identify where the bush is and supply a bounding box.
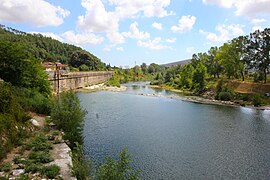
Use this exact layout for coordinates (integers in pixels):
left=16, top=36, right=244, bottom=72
left=14, top=87, right=52, bottom=115
left=0, top=163, right=12, bottom=172
left=71, top=143, right=91, bottom=180
left=96, top=148, right=140, bottom=180
left=27, top=133, right=52, bottom=152
left=252, top=94, right=263, bottom=107
left=218, top=92, right=232, bottom=101
left=28, top=151, right=53, bottom=163
left=25, top=162, right=43, bottom=173
left=41, top=165, right=60, bottom=179
left=51, top=91, right=87, bottom=149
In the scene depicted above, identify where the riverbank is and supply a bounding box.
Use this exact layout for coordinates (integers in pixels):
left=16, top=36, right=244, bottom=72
left=0, top=113, right=75, bottom=179
left=147, top=85, right=270, bottom=110
left=79, top=83, right=127, bottom=92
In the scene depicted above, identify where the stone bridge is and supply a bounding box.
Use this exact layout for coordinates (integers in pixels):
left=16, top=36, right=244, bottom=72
left=48, top=71, right=114, bottom=93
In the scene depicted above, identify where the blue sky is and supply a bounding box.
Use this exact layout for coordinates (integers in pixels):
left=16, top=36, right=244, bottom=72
left=0, top=0, right=270, bottom=67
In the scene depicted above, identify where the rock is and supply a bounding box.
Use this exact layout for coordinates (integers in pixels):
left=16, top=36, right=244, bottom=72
left=50, top=143, right=77, bottom=180
left=12, top=169, right=24, bottom=176
left=0, top=172, right=5, bottom=177
left=30, top=119, right=40, bottom=126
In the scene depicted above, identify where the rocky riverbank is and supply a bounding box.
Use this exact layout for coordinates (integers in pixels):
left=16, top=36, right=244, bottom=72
left=145, top=85, right=270, bottom=111
left=0, top=113, right=76, bottom=179
left=81, top=83, right=127, bottom=92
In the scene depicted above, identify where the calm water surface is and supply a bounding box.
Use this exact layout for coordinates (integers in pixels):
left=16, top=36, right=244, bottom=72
left=78, top=82, right=270, bottom=179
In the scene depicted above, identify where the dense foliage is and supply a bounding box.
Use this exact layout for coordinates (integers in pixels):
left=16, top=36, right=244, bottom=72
left=0, top=41, right=51, bottom=95
left=51, top=91, right=87, bottom=149
left=0, top=25, right=106, bottom=71
left=0, top=83, right=31, bottom=160
left=151, top=28, right=270, bottom=90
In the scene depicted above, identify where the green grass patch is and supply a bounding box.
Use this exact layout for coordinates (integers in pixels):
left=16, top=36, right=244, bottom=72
left=41, top=165, right=60, bottom=179
left=0, top=163, right=12, bottom=172
left=28, top=151, right=53, bottom=163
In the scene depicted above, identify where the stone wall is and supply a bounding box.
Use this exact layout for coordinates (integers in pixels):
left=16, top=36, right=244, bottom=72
left=49, top=71, right=113, bottom=93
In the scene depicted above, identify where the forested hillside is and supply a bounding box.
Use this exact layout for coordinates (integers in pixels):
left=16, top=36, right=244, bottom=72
left=0, top=24, right=105, bottom=70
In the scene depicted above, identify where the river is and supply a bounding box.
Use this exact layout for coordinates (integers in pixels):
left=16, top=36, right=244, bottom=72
left=78, top=82, right=270, bottom=179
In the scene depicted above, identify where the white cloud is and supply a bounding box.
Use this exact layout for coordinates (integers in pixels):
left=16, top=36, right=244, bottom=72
left=62, top=31, right=104, bottom=45
left=252, top=26, right=263, bottom=32
left=200, top=24, right=245, bottom=43
left=116, top=47, right=124, bottom=51
left=251, top=18, right=266, bottom=24
left=123, top=22, right=150, bottom=40
left=110, top=0, right=173, bottom=18
left=152, top=22, right=163, bottom=30
left=186, top=47, right=194, bottom=54
left=171, top=15, right=196, bottom=33
left=202, top=0, right=270, bottom=17
left=202, top=0, right=234, bottom=8
left=78, top=0, right=173, bottom=33
left=106, top=31, right=125, bottom=45
left=0, top=0, right=69, bottom=27
left=166, top=38, right=176, bottom=43
left=77, top=0, right=119, bottom=32
left=137, top=37, right=170, bottom=50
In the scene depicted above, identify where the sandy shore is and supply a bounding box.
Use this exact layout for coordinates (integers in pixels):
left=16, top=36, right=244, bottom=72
left=82, top=83, right=127, bottom=92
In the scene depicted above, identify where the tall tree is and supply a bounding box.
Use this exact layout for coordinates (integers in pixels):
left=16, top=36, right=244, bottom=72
left=245, top=28, right=270, bottom=83
left=192, top=62, right=207, bottom=92
left=206, top=46, right=223, bottom=78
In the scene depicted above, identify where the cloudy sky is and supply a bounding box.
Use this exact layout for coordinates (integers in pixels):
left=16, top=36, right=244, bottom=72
left=0, top=0, right=270, bottom=67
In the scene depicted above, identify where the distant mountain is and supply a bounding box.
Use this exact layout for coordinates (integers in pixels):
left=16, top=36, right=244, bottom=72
left=161, top=59, right=191, bottom=67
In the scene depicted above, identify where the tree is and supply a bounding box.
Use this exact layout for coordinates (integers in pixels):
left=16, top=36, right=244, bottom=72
left=215, top=40, right=245, bottom=80
left=179, top=64, right=194, bottom=89
left=192, top=62, right=207, bottom=92
left=0, top=41, right=51, bottom=95
left=245, top=28, right=270, bottom=83
left=140, top=63, right=147, bottom=74
left=205, top=46, right=223, bottom=78
left=70, top=50, right=105, bottom=71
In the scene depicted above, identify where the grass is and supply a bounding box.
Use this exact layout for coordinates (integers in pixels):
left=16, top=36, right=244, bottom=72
left=0, top=163, right=11, bottom=172
left=26, top=133, right=52, bottom=152
left=41, top=165, right=60, bottom=179
left=28, top=151, right=53, bottom=163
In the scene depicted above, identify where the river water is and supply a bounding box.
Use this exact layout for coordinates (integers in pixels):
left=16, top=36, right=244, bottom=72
left=78, top=82, right=270, bottom=179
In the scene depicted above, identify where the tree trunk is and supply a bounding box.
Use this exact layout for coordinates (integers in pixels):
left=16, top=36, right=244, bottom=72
left=264, top=69, right=267, bottom=84
left=241, top=71, right=245, bottom=81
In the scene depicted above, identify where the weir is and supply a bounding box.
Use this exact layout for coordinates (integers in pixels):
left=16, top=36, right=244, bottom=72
left=48, top=71, right=114, bottom=93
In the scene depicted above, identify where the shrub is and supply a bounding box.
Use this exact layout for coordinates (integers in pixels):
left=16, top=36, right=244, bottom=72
left=252, top=94, right=263, bottom=107
left=0, top=163, right=12, bottom=172
left=14, top=88, right=52, bottom=115
left=218, top=92, right=232, bottom=101
left=25, top=162, right=43, bottom=173
left=27, top=133, right=52, bottom=152
left=96, top=148, right=140, bottom=180
left=51, top=91, right=87, bottom=149
left=28, top=151, right=53, bottom=163
left=71, top=143, right=91, bottom=180
left=17, top=174, right=29, bottom=180
left=41, top=165, right=60, bottom=179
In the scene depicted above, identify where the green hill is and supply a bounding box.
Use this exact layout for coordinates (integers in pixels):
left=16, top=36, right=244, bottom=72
left=0, top=24, right=105, bottom=70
